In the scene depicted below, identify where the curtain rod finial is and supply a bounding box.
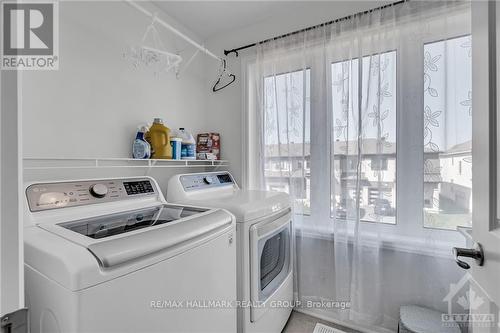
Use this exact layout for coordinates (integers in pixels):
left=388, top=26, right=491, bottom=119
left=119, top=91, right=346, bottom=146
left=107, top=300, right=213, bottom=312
left=224, top=49, right=239, bottom=57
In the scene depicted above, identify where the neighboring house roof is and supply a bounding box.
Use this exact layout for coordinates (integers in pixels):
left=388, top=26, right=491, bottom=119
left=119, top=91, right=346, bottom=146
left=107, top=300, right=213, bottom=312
left=424, top=140, right=472, bottom=155
left=441, top=140, right=472, bottom=157
left=333, top=138, right=396, bottom=155
left=263, top=140, right=471, bottom=158
left=423, top=157, right=442, bottom=182
left=265, top=169, right=441, bottom=183
left=264, top=143, right=310, bottom=158
left=264, top=138, right=396, bottom=158
left=424, top=174, right=442, bottom=183
left=264, top=169, right=310, bottom=178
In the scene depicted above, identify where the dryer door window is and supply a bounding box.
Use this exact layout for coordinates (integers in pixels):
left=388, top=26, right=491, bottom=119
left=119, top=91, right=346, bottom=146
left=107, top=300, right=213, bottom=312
left=257, top=221, right=291, bottom=301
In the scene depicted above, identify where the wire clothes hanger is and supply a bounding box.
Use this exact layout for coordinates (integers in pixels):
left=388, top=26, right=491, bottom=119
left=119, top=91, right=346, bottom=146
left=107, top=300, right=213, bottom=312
left=126, top=1, right=236, bottom=92
left=123, top=13, right=183, bottom=77
left=141, top=14, right=182, bottom=73
left=212, top=58, right=236, bottom=92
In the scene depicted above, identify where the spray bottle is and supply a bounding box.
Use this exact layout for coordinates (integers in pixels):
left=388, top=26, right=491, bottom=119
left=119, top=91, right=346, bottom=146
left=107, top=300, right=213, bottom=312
left=132, top=125, right=151, bottom=159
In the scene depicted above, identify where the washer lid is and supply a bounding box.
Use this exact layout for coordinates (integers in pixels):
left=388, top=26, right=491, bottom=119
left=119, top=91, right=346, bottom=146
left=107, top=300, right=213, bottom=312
left=57, top=205, right=207, bottom=240
left=183, top=190, right=290, bottom=222
left=25, top=207, right=234, bottom=290
left=85, top=207, right=230, bottom=268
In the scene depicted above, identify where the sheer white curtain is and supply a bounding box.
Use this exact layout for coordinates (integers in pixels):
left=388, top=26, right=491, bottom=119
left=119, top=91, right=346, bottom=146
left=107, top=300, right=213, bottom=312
left=249, top=1, right=471, bottom=332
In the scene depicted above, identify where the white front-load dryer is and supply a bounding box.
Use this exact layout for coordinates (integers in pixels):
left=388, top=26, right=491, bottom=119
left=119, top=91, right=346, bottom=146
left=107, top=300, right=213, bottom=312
left=167, top=172, right=293, bottom=333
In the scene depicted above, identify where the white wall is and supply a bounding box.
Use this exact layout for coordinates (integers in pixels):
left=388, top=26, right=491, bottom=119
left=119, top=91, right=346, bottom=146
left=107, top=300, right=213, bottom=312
left=23, top=1, right=208, bottom=159
left=22, top=1, right=221, bottom=186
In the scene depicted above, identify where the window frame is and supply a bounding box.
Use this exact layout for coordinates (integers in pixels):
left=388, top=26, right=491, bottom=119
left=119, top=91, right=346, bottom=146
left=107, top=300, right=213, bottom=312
left=261, top=67, right=312, bottom=216
left=421, top=31, right=472, bottom=232
left=329, top=50, right=398, bottom=225
left=243, top=13, right=470, bottom=251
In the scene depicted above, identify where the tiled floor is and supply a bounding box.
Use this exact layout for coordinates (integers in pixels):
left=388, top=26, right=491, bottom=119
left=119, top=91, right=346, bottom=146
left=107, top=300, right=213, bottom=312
left=282, top=311, right=361, bottom=333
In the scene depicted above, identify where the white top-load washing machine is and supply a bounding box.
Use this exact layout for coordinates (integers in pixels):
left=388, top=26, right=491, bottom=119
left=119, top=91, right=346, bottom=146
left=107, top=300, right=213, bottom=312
left=24, top=176, right=237, bottom=333
left=167, top=172, right=293, bottom=333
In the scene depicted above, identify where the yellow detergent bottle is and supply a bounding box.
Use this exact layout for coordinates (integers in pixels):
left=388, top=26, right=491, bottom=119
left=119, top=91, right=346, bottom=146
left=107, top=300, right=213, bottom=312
left=145, top=118, right=172, bottom=159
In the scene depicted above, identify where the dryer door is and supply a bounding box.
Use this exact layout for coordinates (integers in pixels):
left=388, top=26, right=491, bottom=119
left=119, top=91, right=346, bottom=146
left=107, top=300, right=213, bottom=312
left=249, top=208, right=292, bottom=322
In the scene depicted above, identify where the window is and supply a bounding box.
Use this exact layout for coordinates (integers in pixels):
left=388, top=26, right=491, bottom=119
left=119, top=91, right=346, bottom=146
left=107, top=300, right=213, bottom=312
left=263, top=69, right=311, bottom=215
left=247, top=10, right=471, bottom=242
left=423, top=35, right=472, bottom=230
left=331, top=51, right=397, bottom=224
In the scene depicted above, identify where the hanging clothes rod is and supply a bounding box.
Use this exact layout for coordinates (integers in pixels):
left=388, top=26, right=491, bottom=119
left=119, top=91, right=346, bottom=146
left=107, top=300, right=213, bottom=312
left=223, top=0, right=406, bottom=57
left=126, top=0, right=221, bottom=62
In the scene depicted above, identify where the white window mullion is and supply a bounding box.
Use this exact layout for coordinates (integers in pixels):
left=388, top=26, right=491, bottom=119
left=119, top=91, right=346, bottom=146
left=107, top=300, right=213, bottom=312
left=301, top=69, right=308, bottom=207
left=309, top=60, right=330, bottom=222
left=325, top=54, right=334, bottom=225
left=397, top=36, right=426, bottom=237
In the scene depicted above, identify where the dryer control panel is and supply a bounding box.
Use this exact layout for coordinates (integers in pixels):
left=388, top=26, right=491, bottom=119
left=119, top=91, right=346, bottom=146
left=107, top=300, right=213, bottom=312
left=26, top=178, right=157, bottom=212
left=180, top=172, right=235, bottom=191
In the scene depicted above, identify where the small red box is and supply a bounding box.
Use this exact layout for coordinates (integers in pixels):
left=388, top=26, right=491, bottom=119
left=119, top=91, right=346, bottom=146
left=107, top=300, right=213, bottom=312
left=196, top=133, right=220, bottom=160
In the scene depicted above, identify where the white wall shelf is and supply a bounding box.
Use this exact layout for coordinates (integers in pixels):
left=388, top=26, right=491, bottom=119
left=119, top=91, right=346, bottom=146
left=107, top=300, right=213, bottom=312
left=23, top=157, right=228, bottom=170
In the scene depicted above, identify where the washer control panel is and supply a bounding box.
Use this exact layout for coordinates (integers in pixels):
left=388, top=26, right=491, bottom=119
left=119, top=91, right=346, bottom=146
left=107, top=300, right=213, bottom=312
left=180, top=173, right=234, bottom=191
left=26, top=178, right=156, bottom=212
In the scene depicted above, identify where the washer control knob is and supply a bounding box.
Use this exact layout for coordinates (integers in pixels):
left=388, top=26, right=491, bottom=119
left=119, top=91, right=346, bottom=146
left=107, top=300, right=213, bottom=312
left=90, top=184, right=108, bottom=198
left=203, top=176, right=214, bottom=185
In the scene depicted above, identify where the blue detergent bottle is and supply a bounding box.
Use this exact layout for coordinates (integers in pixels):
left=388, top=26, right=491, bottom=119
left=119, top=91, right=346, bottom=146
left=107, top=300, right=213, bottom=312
left=177, top=128, right=196, bottom=160
left=132, top=125, right=151, bottom=159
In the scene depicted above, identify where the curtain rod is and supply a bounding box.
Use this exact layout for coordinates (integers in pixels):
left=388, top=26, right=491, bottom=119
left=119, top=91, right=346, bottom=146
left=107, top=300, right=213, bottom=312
left=223, top=0, right=406, bottom=57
